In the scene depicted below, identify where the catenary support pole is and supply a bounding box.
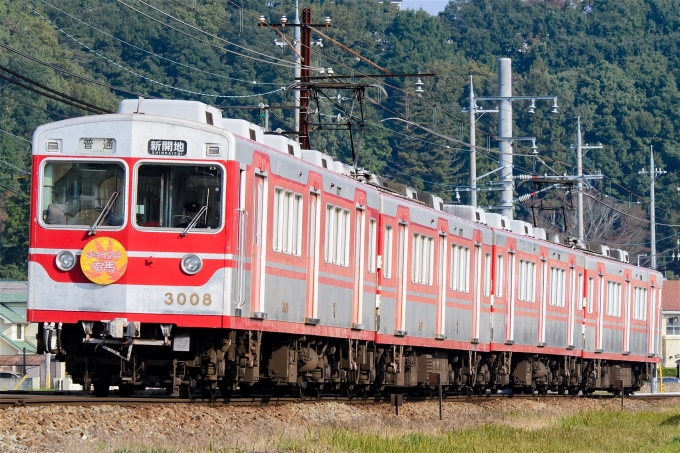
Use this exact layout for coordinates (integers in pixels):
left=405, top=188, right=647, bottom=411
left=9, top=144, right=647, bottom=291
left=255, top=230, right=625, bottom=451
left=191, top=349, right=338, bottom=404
left=469, top=76, right=477, bottom=207
left=498, top=59, right=514, bottom=218
left=577, top=117, right=584, bottom=242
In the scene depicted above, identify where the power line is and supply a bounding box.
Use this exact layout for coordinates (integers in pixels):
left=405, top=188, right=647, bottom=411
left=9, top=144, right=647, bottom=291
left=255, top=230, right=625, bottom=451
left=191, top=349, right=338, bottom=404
left=0, top=72, right=104, bottom=114
left=37, top=0, right=278, bottom=86
left=0, top=42, right=153, bottom=98
left=0, top=88, right=72, bottom=119
left=0, top=63, right=110, bottom=113
left=20, top=0, right=288, bottom=99
left=0, top=128, right=31, bottom=144
left=113, top=0, right=297, bottom=69
left=127, top=0, right=297, bottom=66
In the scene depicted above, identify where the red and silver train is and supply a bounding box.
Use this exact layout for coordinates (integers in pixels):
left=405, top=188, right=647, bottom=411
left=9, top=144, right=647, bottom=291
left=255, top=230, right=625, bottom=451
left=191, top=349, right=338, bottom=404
left=28, top=99, right=662, bottom=397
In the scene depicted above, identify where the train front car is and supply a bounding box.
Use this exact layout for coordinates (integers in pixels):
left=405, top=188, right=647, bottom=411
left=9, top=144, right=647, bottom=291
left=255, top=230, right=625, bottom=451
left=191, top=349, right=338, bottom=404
left=28, top=100, right=238, bottom=396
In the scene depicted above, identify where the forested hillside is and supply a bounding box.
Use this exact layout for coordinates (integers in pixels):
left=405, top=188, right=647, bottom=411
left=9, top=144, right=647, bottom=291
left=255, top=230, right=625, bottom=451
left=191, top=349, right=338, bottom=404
left=1, top=0, right=679, bottom=279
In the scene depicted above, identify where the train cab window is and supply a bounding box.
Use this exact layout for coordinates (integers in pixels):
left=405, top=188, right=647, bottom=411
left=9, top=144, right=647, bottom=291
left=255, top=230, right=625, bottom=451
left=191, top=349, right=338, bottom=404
left=41, top=161, right=125, bottom=227
left=135, top=164, right=222, bottom=230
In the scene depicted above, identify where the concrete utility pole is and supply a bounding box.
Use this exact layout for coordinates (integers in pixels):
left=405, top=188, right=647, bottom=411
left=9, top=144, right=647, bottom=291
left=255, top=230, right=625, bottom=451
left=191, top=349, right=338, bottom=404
left=575, top=117, right=603, bottom=243
left=639, top=146, right=666, bottom=270
left=498, top=59, right=514, bottom=218
left=468, top=59, right=557, bottom=217
left=469, top=76, right=477, bottom=207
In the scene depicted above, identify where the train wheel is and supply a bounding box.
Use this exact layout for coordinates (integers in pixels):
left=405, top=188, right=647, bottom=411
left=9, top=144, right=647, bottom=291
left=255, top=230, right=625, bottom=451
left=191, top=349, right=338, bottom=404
left=240, top=383, right=252, bottom=398
left=93, top=382, right=110, bottom=397
left=118, top=385, right=134, bottom=398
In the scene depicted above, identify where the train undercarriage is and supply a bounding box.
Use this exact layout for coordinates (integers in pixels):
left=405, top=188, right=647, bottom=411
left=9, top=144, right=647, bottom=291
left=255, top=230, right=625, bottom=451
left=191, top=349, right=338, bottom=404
left=40, top=322, right=650, bottom=398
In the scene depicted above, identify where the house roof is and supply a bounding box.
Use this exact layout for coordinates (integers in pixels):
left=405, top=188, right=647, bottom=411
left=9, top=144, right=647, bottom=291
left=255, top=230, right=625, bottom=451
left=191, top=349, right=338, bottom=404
left=0, top=304, right=25, bottom=323
left=0, top=281, right=28, bottom=303
left=662, top=280, right=680, bottom=312
left=0, top=332, right=37, bottom=354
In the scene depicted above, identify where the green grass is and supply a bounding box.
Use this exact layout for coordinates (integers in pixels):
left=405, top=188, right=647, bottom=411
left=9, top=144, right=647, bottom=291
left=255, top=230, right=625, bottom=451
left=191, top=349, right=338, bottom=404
left=279, top=409, right=680, bottom=453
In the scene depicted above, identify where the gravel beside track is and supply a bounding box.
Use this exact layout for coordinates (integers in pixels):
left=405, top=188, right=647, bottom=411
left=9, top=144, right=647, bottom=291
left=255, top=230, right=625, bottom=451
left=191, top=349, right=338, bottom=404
left=1, top=394, right=679, bottom=452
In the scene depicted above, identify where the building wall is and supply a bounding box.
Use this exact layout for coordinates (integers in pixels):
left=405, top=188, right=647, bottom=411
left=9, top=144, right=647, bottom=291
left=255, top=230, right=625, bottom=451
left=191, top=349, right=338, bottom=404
left=662, top=312, right=680, bottom=368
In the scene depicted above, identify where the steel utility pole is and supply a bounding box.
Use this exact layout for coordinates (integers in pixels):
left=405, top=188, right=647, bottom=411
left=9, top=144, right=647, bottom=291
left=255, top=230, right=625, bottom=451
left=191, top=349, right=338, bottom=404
left=293, top=1, right=301, bottom=134
left=639, top=146, right=666, bottom=270
left=575, top=117, right=603, bottom=243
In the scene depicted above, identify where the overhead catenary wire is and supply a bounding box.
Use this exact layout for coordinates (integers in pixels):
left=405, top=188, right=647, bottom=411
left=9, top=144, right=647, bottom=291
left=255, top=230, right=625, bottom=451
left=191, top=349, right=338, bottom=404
left=0, top=71, right=107, bottom=114
left=0, top=88, right=72, bottom=120
left=0, top=43, right=150, bottom=99
left=0, top=128, right=31, bottom=145
left=0, top=63, right=110, bottom=113
left=37, top=0, right=279, bottom=86
left=20, top=0, right=287, bottom=99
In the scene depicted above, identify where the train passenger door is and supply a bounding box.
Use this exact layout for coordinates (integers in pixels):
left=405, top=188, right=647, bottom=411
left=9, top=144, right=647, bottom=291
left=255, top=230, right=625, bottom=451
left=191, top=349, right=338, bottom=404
left=567, top=266, right=576, bottom=347
left=352, top=206, right=365, bottom=328
left=472, top=244, right=482, bottom=342
left=394, top=222, right=408, bottom=335
left=507, top=251, right=516, bottom=342
left=305, top=190, right=320, bottom=323
left=539, top=258, right=547, bottom=345
left=596, top=272, right=604, bottom=350
left=250, top=172, right=267, bottom=318
left=623, top=278, right=631, bottom=352
left=435, top=234, right=447, bottom=338
left=648, top=283, right=657, bottom=355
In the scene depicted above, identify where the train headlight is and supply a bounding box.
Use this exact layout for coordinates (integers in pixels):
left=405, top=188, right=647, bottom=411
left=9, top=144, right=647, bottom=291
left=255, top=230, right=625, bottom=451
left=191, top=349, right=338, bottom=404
left=55, top=251, right=76, bottom=271
left=180, top=254, right=202, bottom=275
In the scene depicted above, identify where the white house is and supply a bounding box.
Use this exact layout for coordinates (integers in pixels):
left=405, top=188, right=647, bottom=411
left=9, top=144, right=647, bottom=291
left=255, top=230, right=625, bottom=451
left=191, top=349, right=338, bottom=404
left=0, top=281, right=37, bottom=355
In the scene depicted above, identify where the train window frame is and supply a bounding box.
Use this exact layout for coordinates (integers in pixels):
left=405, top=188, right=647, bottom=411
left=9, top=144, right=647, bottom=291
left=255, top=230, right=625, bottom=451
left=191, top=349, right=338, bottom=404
left=324, top=203, right=350, bottom=267
left=606, top=281, right=622, bottom=317
left=549, top=266, right=566, bottom=307
left=518, top=259, right=536, bottom=302
left=412, top=233, right=434, bottom=285
left=367, top=218, right=377, bottom=274
left=450, top=244, right=470, bottom=293
left=273, top=187, right=303, bottom=256
left=587, top=277, right=594, bottom=313
left=483, top=253, right=491, bottom=297
left=383, top=224, right=393, bottom=279
left=131, top=160, right=225, bottom=234
left=38, top=158, right=128, bottom=231
left=496, top=254, right=504, bottom=298
left=633, top=286, right=648, bottom=321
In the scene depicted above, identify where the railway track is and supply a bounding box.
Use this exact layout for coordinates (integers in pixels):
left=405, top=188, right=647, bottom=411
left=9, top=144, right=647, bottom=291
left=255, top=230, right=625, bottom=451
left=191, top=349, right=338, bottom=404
left=1, top=390, right=677, bottom=409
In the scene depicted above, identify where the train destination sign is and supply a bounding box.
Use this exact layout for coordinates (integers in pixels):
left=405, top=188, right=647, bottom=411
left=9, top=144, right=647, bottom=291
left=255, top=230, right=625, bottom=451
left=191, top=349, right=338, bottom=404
left=79, top=138, right=116, bottom=154
left=148, top=139, right=187, bottom=156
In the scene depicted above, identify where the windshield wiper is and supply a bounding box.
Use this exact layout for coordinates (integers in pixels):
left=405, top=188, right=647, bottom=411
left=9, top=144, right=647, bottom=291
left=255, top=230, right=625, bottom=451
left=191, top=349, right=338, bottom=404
left=181, top=205, right=208, bottom=237
left=88, top=191, right=119, bottom=236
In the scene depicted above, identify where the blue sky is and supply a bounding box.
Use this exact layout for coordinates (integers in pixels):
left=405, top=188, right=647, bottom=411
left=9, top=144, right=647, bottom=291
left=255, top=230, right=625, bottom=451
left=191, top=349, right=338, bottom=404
left=400, top=0, right=449, bottom=15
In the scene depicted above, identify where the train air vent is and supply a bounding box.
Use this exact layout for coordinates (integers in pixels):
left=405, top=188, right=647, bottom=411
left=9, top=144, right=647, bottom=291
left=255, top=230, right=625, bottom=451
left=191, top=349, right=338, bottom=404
left=205, top=111, right=214, bottom=125
left=206, top=144, right=220, bottom=156
left=533, top=228, right=547, bottom=240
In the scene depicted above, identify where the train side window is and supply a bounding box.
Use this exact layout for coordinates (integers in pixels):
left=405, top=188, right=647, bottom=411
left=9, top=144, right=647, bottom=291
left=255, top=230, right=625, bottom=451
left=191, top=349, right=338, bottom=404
left=450, top=244, right=470, bottom=292
left=135, top=164, right=222, bottom=230
left=633, top=287, right=647, bottom=320
left=496, top=254, right=504, bottom=297
left=383, top=225, right=393, bottom=278
left=606, top=281, right=622, bottom=317
left=549, top=267, right=566, bottom=307
left=324, top=203, right=350, bottom=266
left=518, top=260, right=536, bottom=302
left=483, top=253, right=491, bottom=297
left=273, top=188, right=303, bottom=256
left=578, top=273, right=584, bottom=309
left=587, top=277, right=594, bottom=313
left=412, top=233, right=434, bottom=285
left=368, top=219, right=376, bottom=273
left=41, top=161, right=125, bottom=227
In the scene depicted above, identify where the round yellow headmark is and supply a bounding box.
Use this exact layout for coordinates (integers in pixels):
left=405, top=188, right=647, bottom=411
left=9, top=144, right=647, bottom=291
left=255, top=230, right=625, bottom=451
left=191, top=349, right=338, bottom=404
left=80, top=237, right=128, bottom=285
